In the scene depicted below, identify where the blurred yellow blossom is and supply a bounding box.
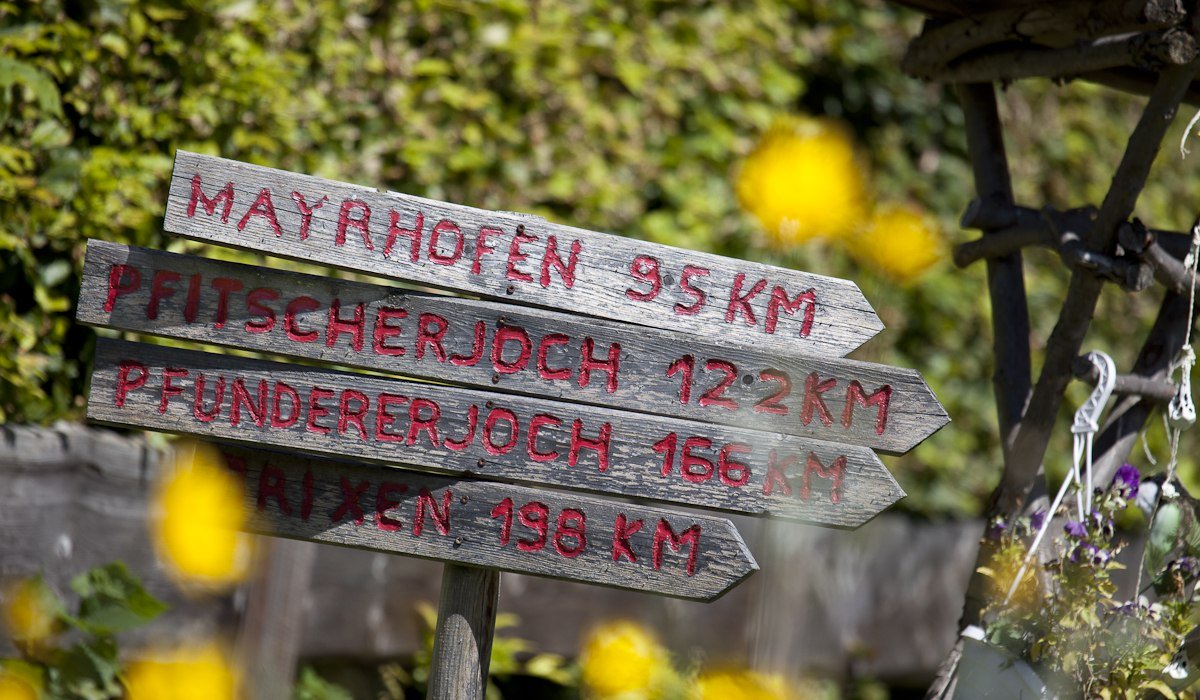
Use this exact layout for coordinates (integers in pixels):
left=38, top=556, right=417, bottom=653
left=736, top=116, right=870, bottom=247
left=580, top=620, right=673, bottom=699
left=847, top=203, right=943, bottom=284
left=1, top=578, right=58, bottom=648
left=0, top=661, right=42, bottom=700
left=153, top=441, right=251, bottom=589
left=124, top=641, right=239, bottom=700
left=690, top=668, right=796, bottom=700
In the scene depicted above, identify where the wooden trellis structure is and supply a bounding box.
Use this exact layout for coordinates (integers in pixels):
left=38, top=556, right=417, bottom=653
left=886, top=0, right=1200, bottom=696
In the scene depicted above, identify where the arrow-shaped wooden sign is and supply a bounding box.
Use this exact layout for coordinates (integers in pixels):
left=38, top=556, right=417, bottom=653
left=163, top=151, right=884, bottom=358
left=88, top=339, right=905, bottom=528
left=79, top=241, right=947, bottom=454
left=217, top=446, right=756, bottom=601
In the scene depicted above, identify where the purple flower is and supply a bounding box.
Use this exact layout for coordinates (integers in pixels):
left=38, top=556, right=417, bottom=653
left=1030, top=510, right=1046, bottom=532
left=987, top=519, right=1008, bottom=540
left=1113, top=463, right=1140, bottom=498
left=1064, top=520, right=1087, bottom=539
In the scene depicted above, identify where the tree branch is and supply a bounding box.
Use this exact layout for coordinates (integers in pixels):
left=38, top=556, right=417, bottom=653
left=1072, top=355, right=1178, bottom=401
left=1001, top=61, right=1198, bottom=515
left=904, top=0, right=1186, bottom=78
left=914, top=28, right=1197, bottom=84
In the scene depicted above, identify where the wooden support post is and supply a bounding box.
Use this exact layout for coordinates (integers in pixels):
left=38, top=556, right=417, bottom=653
left=426, top=564, right=501, bottom=700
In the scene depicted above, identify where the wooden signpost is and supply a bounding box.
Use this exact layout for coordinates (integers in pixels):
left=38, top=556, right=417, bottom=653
left=87, top=338, right=903, bottom=528
left=80, top=241, right=947, bottom=453
left=163, top=151, right=884, bottom=359
left=216, top=445, right=756, bottom=600
left=79, top=151, right=947, bottom=700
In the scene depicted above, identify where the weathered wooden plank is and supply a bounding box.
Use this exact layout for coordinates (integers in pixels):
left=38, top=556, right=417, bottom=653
left=87, top=339, right=905, bottom=527
left=218, top=446, right=756, bottom=601
left=79, top=240, right=947, bottom=454
left=428, top=564, right=500, bottom=700
left=163, top=151, right=883, bottom=358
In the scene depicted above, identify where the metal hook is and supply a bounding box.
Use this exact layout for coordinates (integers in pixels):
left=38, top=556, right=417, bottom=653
left=1073, top=351, right=1117, bottom=435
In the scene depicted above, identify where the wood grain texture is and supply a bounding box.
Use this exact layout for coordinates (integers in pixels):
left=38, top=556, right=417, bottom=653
left=427, top=564, right=500, bottom=700
left=217, top=446, right=756, bottom=600
left=163, top=151, right=882, bottom=358
left=87, top=339, right=905, bottom=527
left=80, top=240, right=947, bottom=454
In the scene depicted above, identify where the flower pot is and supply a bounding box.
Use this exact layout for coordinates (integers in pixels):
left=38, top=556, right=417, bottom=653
left=953, top=636, right=1049, bottom=699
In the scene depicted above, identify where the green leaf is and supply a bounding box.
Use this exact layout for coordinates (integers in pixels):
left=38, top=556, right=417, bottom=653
left=69, top=562, right=167, bottom=635
left=1140, top=679, right=1177, bottom=699
left=0, top=57, right=62, bottom=117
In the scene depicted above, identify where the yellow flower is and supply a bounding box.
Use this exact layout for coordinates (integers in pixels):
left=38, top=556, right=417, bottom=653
left=848, top=203, right=943, bottom=283
left=0, top=662, right=43, bottom=700
left=124, top=641, right=239, bottom=700
left=736, top=116, right=870, bottom=247
left=1, top=578, right=58, bottom=647
left=153, top=441, right=251, bottom=589
left=580, top=620, right=670, bottom=698
left=691, top=668, right=795, bottom=700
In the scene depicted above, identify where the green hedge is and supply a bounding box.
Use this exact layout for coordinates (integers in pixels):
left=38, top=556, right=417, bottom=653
left=2, top=0, right=1193, bottom=517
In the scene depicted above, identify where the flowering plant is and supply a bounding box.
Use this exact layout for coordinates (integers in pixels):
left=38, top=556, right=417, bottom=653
left=980, top=464, right=1199, bottom=698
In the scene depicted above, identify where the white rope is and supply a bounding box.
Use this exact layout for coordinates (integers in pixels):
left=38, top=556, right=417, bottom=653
left=1181, top=109, right=1200, bottom=158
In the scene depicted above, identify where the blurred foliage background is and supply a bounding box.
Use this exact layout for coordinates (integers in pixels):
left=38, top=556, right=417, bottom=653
left=1, top=0, right=1197, bottom=521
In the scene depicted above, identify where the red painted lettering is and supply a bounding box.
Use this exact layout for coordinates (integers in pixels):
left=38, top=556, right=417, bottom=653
left=257, top=466, right=292, bottom=515
left=104, top=264, right=141, bottom=312
left=674, top=265, right=710, bottom=315
left=483, top=407, right=519, bottom=455
left=539, top=236, right=581, bottom=288
left=335, top=200, right=373, bottom=250
left=337, top=389, right=369, bottom=439
left=611, top=514, right=643, bottom=563
left=159, top=367, right=186, bottom=414
left=271, top=381, right=300, bottom=428
left=516, top=501, right=549, bottom=551
left=230, top=378, right=267, bottom=427
left=754, top=369, right=791, bottom=415
left=147, top=270, right=180, bottom=320
left=625, top=256, right=661, bottom=301
left=681, top=437, right=714, bottom=483
left=327, top=299, right=366, bottom=351
left=449, top=321, right=486, bottom=366
left=407, top=398, right=441, bottom=447
left=491, top=325, right=532, bottom=374
left=506, top=231, right=537, bottom=282
left=306, top=386, right=334, bottom=434
left=193, top=373, right=225, bottom=422
left=568, top=420, right=611, bottom=472
left=472, top=226, right=503, bottom=274
left=375, top=392, right=408, bottom=442
left=527, top=414, right=562, bottom=462
left=653, top=432, right=677, bottom=477
left=236, top=187, right=282, bottom=237
left=384, top=210, right=422, bottom=261
left=114, top=360, right=148, bottom=408
left=416, top=313, right=448, bottom=361
left=579, top=338, right=620, bottom=393
left=536, top=334, right=571, bottom=380
left=414, top=488, right=452, bottom=536
left=762, top=451, right=797, bottom=497
left=718, top=443, right=752, bottom=487
left=444, top=405, right=478, bottom=451
left=210, top=278, right=243, bottom=329
left=245, top=288, right=279, bottom=333
left=183, top=273, right=201, bottom=323
left=553, top=509, right=587, bottom=557
left=765, top=286, right=816, bottom=337
left=330, top=476, right=368, bottom=525
left=725, top=273, right=767, bottom=326
left=843, top=381, right=891, bottom=435
left=800, top=372, right=836, bottom=427
left=375, top=481, right=408, bottom=532
left=301, top=469, right=314, bottom=521
left=652, top=520, right=700, bottom=576
left=429, top=219, right=464, bottom=265
left=800, top=453, right=846, bottom=504
left=284, top=296, right=321, bottom=342
left=698, top=359, right=738, bottom=410
left=666, top=356, right=694, bottom=405
left=187, top=175, right=233, bottom=223
left=291, top=192, right=328, bottom=241
left=372, top=307, right=408, bottom=356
